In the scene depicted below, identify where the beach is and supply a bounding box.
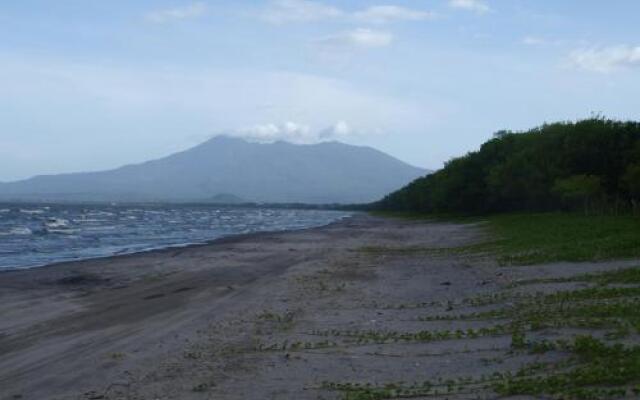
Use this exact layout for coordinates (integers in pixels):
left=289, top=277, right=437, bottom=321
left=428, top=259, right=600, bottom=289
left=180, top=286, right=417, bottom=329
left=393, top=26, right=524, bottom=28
left=1, top=214, right=636, bottom=400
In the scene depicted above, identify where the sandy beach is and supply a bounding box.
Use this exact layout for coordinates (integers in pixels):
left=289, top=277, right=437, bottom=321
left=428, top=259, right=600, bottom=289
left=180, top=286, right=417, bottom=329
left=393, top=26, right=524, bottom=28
left=1, top=214, right=636, bottom=400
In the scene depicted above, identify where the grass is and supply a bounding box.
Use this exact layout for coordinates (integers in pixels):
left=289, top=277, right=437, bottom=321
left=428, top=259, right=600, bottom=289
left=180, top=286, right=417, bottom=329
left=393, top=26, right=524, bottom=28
left=512, top=266, right=640, bottom=286
left=422, top=268, right=640, bottom=335
left=481, top=213, right=640, bottom=265
left=485, top=286, right=640, bottom=334
left=257, top=309, right=296, bottom=331
left=494, top=336, right=640, bottom=399
left=322, top=379, right=483, bottom=399
left=358, top=246, right=454, bottom=256
left=488, top=270, right=640, bottom=399
left=309, top=325, right=512, bottom=345
left=374, top=212, right=640, bottom=265
left=321, top=264, right=640, bottom=400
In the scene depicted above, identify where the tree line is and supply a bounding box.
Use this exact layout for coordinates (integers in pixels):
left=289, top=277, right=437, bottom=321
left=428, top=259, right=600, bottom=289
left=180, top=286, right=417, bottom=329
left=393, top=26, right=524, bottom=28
left=374, top=118, right=640, bottom=215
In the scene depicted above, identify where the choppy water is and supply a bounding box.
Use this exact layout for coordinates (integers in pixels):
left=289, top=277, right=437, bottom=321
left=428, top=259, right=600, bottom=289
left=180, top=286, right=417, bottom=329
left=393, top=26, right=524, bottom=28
left=0, top=204, right=350, bottom=270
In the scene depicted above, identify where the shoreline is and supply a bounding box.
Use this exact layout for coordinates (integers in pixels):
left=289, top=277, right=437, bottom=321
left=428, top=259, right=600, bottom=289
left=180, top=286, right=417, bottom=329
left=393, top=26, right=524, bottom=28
left=1, top=214, right=637, bottom=400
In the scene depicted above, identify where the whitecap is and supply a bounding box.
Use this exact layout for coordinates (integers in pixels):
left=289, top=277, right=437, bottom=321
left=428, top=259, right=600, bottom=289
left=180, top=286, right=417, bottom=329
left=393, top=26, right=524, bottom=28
left=20, top=209, right=45, bottom=215
left=82, top=226, right=117, bottom=232
left=10, top=227, right=33, bottom=235
left=88, top=211, right=115, bottom=217
left=45, top=218, right=70, bottom=229
left=73, top=218, right=105, bottom=223
left=45, top=228, right=76, bottom=235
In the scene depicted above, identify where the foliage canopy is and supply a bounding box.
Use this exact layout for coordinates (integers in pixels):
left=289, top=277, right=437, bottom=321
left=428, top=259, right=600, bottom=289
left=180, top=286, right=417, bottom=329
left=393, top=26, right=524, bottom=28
left=375, top=118, right=640, bottom=214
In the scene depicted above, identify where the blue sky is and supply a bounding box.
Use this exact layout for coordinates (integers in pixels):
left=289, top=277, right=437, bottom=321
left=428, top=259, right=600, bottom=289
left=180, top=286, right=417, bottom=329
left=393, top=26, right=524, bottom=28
left=1, top=1, right=640, bottom=181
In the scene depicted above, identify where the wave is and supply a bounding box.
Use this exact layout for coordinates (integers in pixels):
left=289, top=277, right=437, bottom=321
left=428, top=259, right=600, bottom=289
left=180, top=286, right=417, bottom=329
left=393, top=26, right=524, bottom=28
left=20, top=209, right=45, bottom=215
left=1, top=206, right=351, bottom=270
left=0, top=227, right=33, bottom=236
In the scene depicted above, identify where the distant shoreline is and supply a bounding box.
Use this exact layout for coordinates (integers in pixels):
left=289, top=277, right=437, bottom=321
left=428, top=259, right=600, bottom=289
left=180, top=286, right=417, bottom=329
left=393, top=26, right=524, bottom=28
left=0, top=200, right=360, bottom=211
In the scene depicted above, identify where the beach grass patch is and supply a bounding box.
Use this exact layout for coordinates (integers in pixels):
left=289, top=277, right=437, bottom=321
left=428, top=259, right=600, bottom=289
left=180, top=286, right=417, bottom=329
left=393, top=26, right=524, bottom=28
left=378, top=212, right=640, bottom=265
left=474, top=213, right=640, bottom=265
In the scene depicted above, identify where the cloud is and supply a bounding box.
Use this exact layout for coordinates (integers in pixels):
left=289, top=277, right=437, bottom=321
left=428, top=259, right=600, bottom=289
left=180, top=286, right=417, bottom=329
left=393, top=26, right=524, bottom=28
left=234, top=121, right=314, bottom=143
left=145, top=2, right=207, bottom=23
left=568, top=45, right=640, bottom=73
left=330, top=120, right=351, bottom=136
left=354, top=5, right=436, bottom=24
left=261, top=1, right=435, bottom=25
left=261, top=0, right=343, bottom=24
left=316, top=28, right=393, bottom=50
left=318, top=120, right=352, bottom=139
left=448, top=0, right=490, bottom=14
left=233, top=120, right=370, bottom=144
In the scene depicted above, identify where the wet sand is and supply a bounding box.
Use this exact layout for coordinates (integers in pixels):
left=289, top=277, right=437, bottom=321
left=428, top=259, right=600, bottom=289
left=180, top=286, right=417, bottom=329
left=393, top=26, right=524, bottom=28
left=1, top=214, right=636, bottom=400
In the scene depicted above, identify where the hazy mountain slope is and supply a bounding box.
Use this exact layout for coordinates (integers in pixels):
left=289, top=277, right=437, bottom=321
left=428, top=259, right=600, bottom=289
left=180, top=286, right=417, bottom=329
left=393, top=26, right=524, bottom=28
left=0, top=136, right=427, bottom=204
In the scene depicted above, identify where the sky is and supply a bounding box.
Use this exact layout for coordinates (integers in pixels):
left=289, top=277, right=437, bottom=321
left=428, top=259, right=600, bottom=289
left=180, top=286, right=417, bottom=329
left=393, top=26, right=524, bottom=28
left=1, top=1, right=640, bottom=181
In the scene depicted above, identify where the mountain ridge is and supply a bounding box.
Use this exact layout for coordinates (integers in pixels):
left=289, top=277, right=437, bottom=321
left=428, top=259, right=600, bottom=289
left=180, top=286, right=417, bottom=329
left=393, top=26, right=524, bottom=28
left=0, top=136, right=428, bottom=204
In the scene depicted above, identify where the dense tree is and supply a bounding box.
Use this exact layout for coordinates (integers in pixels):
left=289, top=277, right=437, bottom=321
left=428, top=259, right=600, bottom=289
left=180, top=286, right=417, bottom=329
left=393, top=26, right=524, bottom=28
left=623, top=163, right=640, bottom=215
left=552, top=175, right=603, bottom=214
left=375, top=118, right=640, bottom=215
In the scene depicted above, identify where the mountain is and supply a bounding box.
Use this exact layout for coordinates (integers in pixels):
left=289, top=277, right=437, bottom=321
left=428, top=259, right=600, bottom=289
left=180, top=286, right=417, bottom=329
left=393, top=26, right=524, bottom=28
left=0, top=136, right=427, bottom=204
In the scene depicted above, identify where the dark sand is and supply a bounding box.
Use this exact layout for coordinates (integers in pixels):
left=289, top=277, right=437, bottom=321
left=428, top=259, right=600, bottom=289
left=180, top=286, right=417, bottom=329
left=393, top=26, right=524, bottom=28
left=1, top=214, right=637, bottom=400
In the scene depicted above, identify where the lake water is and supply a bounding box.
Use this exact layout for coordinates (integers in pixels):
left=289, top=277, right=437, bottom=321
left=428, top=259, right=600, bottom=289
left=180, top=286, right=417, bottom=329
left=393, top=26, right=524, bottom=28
left=0, top=204, right=350, bottom=270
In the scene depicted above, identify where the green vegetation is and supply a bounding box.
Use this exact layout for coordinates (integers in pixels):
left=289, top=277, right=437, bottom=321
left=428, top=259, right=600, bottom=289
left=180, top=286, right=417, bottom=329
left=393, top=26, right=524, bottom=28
left=322, top=266, right=640, bottom=400
left=426, top=286, right=640, bottom=335
left=257, top=309, right=296, bottom=331
left=355, top=119, right=640, bottom=397
left=191, top=382, right=215, bottom=392
left=371, top=145, right=640, bottom=265
left=465, top=269, right=640, bottom=398
left=322, top=379, right=483, bottom=399
left=513, top=266, right=640, bottom=286
left=309, top=324, right=512, bottom=345
left=488, top=278, right=640, bottom=399
left=474, top=213, right=640, bottom=264
left=494, top=337, right=640, bottom=399
left=376, top=118, right=640, bottom=215
left=253, top=338, right=338, bottom=352
left=364, top=213, right=640, bottom=265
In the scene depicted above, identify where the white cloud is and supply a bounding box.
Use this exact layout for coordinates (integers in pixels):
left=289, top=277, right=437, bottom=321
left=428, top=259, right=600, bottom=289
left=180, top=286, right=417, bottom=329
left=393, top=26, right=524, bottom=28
left=448, top=0, right=490, bottom=14
left=261, top=1, right=435, bottom=25
left=235, top=121, right=314, bottom=143
left=145, top=2, right=207, bottom=23
left=317, top=28, right=393, bottom=49
left=261, top=0, right=343, bottom=24
left=354, top=5, right=436, bottom=24
left=318, top=120, right=352, bottom=139
left=234, top=119, right=372, bottom=143
left=568, top=45, right=640, bottom=73
left=331, top=120, right=351, bottom=136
